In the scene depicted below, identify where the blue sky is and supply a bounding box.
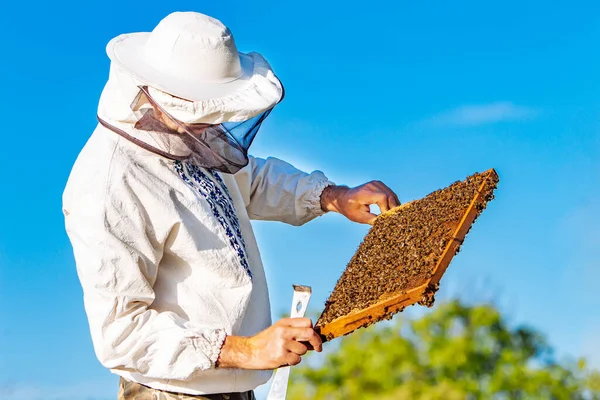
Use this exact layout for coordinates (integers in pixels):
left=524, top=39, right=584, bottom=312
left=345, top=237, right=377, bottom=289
left=0, top=1, right=599, bottom=399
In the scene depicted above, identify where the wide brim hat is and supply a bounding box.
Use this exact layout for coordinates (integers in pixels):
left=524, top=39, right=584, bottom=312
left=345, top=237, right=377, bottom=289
left=106, top=12, right=283, bottom=121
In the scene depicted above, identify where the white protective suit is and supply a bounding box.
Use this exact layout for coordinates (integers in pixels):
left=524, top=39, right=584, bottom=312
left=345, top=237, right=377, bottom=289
left=63, top=65, right=333, bottom=395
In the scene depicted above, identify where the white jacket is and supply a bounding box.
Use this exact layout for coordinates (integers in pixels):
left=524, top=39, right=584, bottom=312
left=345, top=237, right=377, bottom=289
left=63, top=125, right=332, bottom=395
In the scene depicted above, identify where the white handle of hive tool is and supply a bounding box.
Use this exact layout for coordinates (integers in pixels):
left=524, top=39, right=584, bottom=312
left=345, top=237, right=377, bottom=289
left=266, top=284, right=312, bottom=400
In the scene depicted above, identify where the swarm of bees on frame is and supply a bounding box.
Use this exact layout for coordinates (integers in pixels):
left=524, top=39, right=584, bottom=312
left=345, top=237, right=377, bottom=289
left=316, top=171, right=499, bottom=329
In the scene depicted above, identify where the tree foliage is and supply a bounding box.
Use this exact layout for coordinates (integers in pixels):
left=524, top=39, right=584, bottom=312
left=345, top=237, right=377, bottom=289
left=289, top=301, right=599, bottom=400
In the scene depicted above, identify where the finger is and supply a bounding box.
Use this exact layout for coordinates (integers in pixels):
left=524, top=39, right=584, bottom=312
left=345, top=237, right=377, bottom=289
left=387, top=194, right=399, bottom=210
left=284, top=353, right=302, bottom=367
left=374, top=194, right=390, bottom=213
left=286, top=327, right=314, bottom=341
left=289, top=328, right=323, bottom=352
left=301, top=341, right=323, bottom=352
left=286, top=340, right=309, bottom=356
left=345, top=203, right=377, bottom=225
left=280, top=318, right=313, bottom=328
left=392, top=192, right=401, bottom=207
left=386, top=188, right=401, bottom=208
left=371, top=182, right=400, bottom=207
left=308, top=331, right=323, bottom=353
left=352, top=209, right=378, bottom=225
left=357, top=191, right=389, bottom=214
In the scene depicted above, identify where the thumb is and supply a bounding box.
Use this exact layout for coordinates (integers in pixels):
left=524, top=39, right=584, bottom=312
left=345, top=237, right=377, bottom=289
left=350, top=205, right=378, bottom=225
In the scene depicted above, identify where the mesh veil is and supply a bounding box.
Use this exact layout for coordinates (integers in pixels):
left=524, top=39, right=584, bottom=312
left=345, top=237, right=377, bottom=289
left=98, top=83, right=278, bottom=174
left=119, top=86, right=272, bottom=174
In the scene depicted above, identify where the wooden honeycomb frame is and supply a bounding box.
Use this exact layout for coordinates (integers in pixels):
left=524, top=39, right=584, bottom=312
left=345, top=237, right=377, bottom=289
left=315, top=169, right=499, bottom=342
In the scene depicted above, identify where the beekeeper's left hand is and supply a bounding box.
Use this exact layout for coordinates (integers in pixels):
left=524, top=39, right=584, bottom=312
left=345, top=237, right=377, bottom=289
left=320, top=181, right=400, bottom=224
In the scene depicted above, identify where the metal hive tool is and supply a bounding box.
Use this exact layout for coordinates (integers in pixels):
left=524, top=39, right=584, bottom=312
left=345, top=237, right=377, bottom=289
left=315, top=169, right=499, bottom=342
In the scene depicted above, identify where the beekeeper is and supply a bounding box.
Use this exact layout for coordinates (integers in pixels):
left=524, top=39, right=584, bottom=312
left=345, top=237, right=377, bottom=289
left=63, top=11, right=399, bottom=400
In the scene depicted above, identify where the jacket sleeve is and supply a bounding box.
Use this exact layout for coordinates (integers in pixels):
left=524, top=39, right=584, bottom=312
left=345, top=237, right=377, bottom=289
left=63, top=172, right=226, bottom=381
left=234, top=156, right=334, bottom=226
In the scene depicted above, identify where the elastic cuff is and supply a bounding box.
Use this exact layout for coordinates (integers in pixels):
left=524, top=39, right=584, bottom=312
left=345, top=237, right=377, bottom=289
left=197, top=329, right=227, bottom=368
left=306, top=175, right=335, bottom=218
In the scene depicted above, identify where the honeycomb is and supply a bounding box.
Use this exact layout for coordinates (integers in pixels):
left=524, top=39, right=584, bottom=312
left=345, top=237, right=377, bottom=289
left=315, top=170, right=499, bottom=340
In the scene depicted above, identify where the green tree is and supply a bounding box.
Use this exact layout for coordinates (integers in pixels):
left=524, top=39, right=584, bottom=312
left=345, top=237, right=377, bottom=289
left=289, top=301, right=599, bottom=400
